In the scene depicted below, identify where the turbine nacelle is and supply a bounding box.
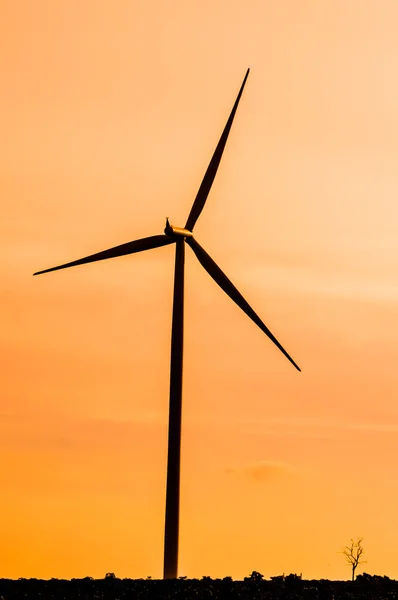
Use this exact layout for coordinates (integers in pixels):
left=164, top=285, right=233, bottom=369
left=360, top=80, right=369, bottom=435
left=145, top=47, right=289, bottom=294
left=164, top=218, right=193, bottom=238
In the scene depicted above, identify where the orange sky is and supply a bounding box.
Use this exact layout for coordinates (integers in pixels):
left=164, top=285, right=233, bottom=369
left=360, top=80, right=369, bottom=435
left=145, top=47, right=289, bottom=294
left=2, top=0, right=398, bottom=581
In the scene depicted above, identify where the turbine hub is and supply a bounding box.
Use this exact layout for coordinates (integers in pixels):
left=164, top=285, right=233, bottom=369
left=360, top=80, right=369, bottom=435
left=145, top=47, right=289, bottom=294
left=164, top=219, right=193, bottom=238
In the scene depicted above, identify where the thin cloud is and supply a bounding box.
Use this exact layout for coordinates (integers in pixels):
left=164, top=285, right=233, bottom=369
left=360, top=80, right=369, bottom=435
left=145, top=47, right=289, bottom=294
left=0, top=412, right=166, bottom=451
left=240, top=264, right=398, bottom=303
left=225, top=460, right=296, bottom=482
left=239, top=416, right=398, bottom=435
left=347, top=421, right=398, bottom=433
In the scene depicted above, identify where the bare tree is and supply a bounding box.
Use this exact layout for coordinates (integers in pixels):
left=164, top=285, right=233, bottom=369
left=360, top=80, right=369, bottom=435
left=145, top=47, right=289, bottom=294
left=342, top=538, right=366, bottom=581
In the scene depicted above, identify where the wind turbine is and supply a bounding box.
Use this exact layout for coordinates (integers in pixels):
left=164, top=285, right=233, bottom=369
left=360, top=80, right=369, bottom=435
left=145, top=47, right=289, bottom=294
left=34, top=68, right=300, bottom=579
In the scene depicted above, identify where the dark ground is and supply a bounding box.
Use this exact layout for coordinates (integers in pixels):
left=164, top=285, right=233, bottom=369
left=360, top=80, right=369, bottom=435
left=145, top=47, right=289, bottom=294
left=1, top=572, right=397, bottom=599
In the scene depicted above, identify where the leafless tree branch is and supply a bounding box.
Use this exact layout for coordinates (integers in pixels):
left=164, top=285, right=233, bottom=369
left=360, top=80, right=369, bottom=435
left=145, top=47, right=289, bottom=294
left=341, top=538, right=366, bottom=581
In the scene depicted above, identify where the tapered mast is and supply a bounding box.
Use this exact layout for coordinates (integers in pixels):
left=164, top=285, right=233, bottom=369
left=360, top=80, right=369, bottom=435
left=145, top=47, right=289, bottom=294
left=163, top=239, right=185, bottom=579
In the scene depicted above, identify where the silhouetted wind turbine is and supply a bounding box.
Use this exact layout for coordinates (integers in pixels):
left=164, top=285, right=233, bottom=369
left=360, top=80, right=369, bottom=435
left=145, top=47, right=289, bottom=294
left=34, top=68, right=300, bottom=579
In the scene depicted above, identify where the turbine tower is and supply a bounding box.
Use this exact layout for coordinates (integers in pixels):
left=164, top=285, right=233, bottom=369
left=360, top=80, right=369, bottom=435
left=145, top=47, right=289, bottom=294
left=34, top=68, right=300, bottom=579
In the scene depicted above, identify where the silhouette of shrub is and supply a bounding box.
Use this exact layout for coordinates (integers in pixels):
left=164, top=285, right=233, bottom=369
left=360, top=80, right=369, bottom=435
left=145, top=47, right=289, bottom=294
left=244, top=570, right=264, bottom=582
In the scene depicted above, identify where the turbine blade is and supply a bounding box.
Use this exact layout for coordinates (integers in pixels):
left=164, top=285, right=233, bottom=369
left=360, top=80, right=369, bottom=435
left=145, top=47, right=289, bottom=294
left=33, top=235, right=175, bottom=276
left=185, top=69, right=250, bottom=232
left=187, top=237, right=300, bottom=371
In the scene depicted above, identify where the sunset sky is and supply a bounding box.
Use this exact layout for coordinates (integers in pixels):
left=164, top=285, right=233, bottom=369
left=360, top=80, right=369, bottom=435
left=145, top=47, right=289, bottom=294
left=2, top=0, right=398, bottom=581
